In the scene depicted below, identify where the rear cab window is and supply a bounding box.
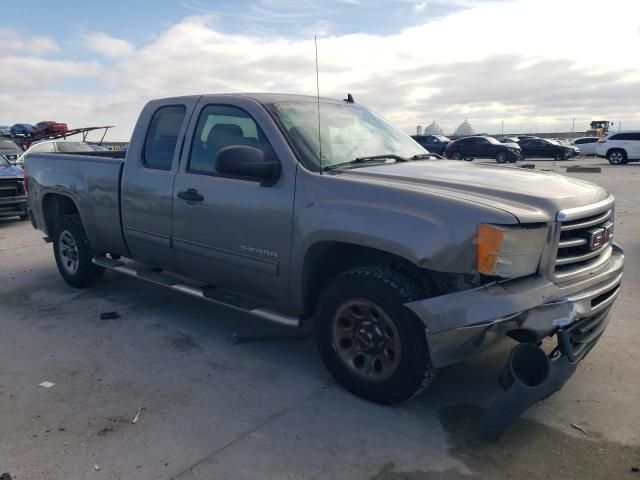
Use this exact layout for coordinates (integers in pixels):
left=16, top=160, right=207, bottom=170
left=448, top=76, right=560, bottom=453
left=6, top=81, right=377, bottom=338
left=143, top=105, right=187, bottom=170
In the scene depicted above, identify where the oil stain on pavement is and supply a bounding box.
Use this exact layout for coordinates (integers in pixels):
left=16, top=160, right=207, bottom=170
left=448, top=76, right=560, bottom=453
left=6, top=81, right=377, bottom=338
left=371, top=404, right=640, bottom=480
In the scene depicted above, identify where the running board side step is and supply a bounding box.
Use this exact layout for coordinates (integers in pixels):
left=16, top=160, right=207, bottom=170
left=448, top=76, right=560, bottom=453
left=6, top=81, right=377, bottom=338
left=92, top=257, right=300, bottom=328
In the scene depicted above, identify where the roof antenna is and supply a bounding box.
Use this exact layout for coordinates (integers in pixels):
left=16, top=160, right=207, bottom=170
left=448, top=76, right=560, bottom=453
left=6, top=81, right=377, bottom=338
left=314, top=35, right=323, bottom=173
left=343, top=93, right=354, bottom=103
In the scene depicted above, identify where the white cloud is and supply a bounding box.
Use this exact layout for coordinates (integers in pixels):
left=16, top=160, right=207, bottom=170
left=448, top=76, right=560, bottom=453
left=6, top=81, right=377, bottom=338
left=83, top=32, right=135, bottom=58
left=0, top=56, right=102, bottom=89
left=413, top=2, right=427, bottom=13
left=1, top=0, right=639, bottom=138
left=0, top=28, right=60, bottom=55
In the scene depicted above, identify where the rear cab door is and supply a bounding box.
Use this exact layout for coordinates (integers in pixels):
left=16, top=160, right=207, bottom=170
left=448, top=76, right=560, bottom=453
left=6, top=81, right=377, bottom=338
left=171, top=95, right=297, bottom=307
left=121, top=97, right=199, bottom=271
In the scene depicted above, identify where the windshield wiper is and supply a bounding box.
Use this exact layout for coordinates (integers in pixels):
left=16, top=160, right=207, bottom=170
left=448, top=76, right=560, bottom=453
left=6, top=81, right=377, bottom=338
left=323, top=154, right=409, bottom=171
left=410, top=153, right=444, bottom=160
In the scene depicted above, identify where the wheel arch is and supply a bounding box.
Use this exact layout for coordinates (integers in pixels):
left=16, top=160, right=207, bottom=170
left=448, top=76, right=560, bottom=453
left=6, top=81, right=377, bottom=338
left=606, top=147, right=627, bottom=156
left=300, top=241, right=434, bottom=316
left=41, top=193, right=80, bottom=237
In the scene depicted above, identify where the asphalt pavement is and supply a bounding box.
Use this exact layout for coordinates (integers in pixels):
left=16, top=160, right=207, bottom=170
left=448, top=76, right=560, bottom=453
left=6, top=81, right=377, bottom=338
left=0, top=156, right=638, bottom=479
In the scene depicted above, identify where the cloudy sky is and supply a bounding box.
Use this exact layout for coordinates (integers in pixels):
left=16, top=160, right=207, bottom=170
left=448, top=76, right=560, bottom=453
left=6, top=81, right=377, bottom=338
left=1, top=0, right=639, bottom=140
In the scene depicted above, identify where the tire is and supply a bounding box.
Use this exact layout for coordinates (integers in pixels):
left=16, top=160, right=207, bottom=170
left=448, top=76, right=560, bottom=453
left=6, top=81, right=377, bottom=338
left=450, top=151, right=464, bottom=160
left=18, top=213, right=29, bottom=221
left=607, top=149, right=627, bottom=165
left=53, top=214, right=105, bottom=288
left=315, top=266, right=437, bottom=405
left=496, top=151, right=508, bottom=163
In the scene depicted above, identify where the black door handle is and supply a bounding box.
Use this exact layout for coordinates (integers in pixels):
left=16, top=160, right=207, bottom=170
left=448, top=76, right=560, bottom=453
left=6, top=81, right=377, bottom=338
left=177, top=188, right=204, bottom=203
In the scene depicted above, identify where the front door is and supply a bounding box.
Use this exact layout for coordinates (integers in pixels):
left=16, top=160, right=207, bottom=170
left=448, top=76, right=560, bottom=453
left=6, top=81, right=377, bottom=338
left=171, top=100, right=295, bottom=305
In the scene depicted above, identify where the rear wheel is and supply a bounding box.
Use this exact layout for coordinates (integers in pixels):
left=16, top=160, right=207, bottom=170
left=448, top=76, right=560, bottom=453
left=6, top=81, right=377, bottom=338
left=607, top=149, right=627, bottom=165
left=53, top=214, right=104, bottom=288
left=315, top=266, right=436, bottom=405
left=450, top=151, right=464, bottom=160
left=496, top=151, right=508, bottom=163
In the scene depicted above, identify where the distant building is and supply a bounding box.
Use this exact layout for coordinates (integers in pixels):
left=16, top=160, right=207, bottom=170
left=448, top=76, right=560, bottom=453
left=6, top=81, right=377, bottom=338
left=454, top=118, right=475, bottom=137
left=423, top=121, right=444, bottom=135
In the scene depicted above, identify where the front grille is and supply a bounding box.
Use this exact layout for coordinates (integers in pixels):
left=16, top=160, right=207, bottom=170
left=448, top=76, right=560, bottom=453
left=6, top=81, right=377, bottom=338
left=0, top=179, right=23, bottom=198
left=554, top=200, right=614, bottom=279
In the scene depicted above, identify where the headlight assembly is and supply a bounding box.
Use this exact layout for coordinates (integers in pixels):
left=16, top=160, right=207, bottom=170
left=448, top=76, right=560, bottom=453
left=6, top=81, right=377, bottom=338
left=476, top=224, right=548, bottom=278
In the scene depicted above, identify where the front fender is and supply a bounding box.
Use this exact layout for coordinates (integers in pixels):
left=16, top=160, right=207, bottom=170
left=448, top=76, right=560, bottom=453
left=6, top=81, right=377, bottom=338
left=289, top=168, right=517, bottom=309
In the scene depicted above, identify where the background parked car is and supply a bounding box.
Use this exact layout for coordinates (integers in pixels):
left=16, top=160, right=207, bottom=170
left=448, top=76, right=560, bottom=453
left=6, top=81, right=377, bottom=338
left=555, top=139, right=580, bottom=157
left=32, top=121, right=68, bottom=137
left=499, top=136, right=520, bottom=144
left=444, top=135, right=521, bottom=163
left=410, top=134, right=450, bottom=155
left=0, top=139, right=22, bottom=164
left=17, top=140, right=96, bottom=167
left=10, top=123, right=34, bottom=137
left=570, top=136, right=600, bottom=156
left=518, top=137, right=576, bottom=160
left=0, top=126, right=11, bottom=137
left=596, top=131, right=640, bottom=165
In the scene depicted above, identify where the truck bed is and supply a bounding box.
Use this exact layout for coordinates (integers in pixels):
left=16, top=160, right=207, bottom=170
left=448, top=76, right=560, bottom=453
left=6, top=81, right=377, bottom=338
left=27, top=153, right=128, bottom=256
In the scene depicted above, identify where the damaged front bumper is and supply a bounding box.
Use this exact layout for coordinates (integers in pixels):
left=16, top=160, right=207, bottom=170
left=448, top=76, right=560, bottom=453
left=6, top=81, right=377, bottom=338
left=405, top=243, right=624, bottom=368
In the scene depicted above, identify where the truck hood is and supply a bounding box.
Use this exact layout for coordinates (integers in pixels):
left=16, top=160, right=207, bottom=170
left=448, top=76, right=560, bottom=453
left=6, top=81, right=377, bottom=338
left=0, top=164, right=24, bottom=178
left=338, top=160, right=609, bottom=223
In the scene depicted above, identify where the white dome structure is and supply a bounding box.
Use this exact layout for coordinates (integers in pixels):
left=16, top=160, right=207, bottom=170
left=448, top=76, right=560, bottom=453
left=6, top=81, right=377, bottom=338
left=423, top=120, right=444, bottom=135
left=454, top=118, right=475, bottom=137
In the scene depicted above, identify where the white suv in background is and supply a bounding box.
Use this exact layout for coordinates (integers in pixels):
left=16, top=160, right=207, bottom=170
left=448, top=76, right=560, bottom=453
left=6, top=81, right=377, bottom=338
left=596, top=131, right=640, bottom=165
left=570, top=136, right=599, bottom=156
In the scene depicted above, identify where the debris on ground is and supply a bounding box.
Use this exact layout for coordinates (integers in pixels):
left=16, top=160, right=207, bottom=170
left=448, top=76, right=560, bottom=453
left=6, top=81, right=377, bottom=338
left=94, top=465, right=100, bottom=471
left=570, top=423, right=588, bottom=436
left=631, top=466, right=639, bottom=473
left=132, top=406, right=144, bottom=424
left=38, top=381, right=55, bottom=389
left=518, top=163, right=535, bottom=169
left=1, top=473, right=13, bottom=480
left=566, top=166, right=601, bottom=173
left=100, top=311, right=120, bottom=320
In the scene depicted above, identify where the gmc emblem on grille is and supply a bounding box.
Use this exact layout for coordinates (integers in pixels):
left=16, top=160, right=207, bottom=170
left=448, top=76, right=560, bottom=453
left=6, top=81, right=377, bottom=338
left=587, top=227, right=606, bottom=251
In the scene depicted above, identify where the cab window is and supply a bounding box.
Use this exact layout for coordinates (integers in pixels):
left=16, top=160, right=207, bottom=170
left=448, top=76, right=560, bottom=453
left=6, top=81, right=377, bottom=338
left=188, top=105, right=274, bottom=175
left=143, top=105, right=186, bottom=170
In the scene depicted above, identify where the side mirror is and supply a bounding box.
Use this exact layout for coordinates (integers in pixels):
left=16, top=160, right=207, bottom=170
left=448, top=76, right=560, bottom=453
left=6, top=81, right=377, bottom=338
left=215, top=145, right=280, bottom=187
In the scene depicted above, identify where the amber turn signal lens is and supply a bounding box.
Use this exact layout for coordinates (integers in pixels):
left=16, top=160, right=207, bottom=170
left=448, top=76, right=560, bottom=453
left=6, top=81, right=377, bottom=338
left=476, top=224, right=504, bottom=274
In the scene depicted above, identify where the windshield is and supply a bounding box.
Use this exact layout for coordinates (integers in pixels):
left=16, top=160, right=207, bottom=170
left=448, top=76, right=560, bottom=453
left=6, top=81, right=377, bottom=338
left=56, top=142, right=95, bottom=153
left=485, top=136, right=501, bottom=145
left=268, top=101, right=426, bottom=170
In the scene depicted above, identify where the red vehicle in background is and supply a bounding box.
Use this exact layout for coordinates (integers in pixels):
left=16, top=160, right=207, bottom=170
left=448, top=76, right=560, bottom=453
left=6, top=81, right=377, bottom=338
left=32, top=121, right=68, bottom=137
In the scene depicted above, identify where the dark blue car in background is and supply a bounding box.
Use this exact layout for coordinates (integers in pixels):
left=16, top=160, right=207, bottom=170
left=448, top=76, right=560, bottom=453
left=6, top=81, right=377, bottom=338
left=10, top=123, right=34, bottom=137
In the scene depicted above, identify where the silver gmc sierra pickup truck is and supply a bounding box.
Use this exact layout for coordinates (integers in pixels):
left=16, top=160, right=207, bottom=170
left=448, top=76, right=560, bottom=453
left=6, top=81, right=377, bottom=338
left=25, top=94, right=624, bottom=437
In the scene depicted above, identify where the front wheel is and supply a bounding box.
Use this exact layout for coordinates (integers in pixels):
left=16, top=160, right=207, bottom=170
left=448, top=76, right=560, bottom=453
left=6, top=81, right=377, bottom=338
left=53, top=214, right=105, bottom=288
left=315, top=266, right=436, bottom=405
left=450, top=151, right=464, bottom=160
